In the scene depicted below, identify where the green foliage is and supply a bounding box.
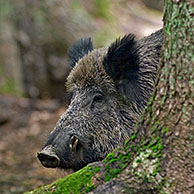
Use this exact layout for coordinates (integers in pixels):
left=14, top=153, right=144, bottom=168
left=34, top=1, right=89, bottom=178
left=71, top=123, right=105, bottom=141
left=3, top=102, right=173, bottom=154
left=95, top=0, right=110, bottom=19
left=0, top=65, right=22, bottom=96
left=0, top=78, right=18, bottom=95
left=0, top=0, right=14, bottom=21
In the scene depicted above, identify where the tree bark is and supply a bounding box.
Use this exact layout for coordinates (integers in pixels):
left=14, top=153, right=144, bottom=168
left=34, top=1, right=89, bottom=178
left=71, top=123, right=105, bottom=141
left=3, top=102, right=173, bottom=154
left=26, top=0, right=194, bottom=193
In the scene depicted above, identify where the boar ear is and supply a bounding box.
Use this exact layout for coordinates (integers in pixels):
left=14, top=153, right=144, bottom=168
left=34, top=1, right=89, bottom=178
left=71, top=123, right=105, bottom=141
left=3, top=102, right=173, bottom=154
left=104, top=30, right=162, bottom=110
left=68, top=37, right=93, bottom=68
left=103, top=34, right=139, bottom=81
left=103, top=35, right=140, bottom=102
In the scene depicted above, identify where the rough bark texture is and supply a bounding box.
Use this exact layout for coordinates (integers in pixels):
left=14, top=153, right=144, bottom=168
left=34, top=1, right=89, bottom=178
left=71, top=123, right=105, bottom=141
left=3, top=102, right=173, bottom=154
left=26, top=0, right=194, bottom=193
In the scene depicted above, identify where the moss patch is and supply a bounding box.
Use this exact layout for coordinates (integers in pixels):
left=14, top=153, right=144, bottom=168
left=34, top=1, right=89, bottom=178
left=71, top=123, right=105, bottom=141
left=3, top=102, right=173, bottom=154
left=104, top=122, right=168, bottom=185
left=25, top=166, right=100, bottom=194
left=105, top=133, right=139, bottom=181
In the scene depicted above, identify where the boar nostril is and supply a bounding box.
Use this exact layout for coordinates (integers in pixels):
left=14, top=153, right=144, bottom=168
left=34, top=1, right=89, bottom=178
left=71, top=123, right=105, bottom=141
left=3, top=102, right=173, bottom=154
left=37, top=152, right=60, bottom=168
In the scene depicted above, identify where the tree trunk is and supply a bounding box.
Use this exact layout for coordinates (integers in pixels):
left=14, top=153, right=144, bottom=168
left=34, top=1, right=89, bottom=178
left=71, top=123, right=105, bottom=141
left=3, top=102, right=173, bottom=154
left=0, top=0, right=24, bottom=96
left=26, top=0, right=194, bottom=193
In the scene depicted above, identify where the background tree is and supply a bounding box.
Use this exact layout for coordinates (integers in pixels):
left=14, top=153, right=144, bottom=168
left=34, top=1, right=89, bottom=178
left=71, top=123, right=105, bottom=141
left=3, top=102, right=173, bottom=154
left=0, top=0, right=162, bottom=99
left=26, top=0, right=194, bottom=193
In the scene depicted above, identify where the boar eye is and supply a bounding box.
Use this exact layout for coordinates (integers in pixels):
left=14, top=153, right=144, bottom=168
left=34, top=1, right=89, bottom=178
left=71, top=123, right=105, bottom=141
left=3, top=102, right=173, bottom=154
left=92, top=93, right=104, bottom=104
left=91, top=93, right=104, bottom=109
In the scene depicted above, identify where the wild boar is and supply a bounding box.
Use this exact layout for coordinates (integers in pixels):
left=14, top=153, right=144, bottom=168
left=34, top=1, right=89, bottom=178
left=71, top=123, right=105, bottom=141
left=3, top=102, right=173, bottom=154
left=38, top=29, right=162, bottom=171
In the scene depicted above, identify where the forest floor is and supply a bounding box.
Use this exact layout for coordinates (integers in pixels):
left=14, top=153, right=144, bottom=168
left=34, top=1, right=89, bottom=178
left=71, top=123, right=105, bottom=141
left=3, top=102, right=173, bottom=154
left=0, top=96, right=73, bottom=194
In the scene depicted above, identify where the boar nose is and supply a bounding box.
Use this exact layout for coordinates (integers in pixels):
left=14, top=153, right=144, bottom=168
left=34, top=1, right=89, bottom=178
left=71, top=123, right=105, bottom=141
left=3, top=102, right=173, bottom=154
left=37, top=145, right=60, bottom=168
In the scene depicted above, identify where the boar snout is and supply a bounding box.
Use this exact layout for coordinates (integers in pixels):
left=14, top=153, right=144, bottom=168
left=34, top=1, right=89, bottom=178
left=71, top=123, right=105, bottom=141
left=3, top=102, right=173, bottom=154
left=37, top=145, right=60, bottom=168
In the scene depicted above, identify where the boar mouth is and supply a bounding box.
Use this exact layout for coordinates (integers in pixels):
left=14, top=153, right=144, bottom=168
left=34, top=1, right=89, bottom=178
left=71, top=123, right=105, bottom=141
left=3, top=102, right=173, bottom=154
left=37, top=145, right=60, bottom=168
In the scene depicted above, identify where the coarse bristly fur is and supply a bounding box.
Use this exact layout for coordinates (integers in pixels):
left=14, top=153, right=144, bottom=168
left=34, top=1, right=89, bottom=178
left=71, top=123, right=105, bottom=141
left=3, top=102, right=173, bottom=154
left=38, top=29, right=163, bottom=171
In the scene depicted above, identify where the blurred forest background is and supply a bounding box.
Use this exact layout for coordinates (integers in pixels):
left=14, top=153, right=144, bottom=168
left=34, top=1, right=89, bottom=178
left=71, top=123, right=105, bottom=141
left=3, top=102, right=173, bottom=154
left=0, top=0, right=163, bottom=193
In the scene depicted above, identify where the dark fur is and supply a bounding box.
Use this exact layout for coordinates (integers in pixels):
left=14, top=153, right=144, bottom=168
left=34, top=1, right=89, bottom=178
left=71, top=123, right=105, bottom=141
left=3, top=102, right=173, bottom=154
left=39, top=29, right=163, bottom=171
left=103, top=34, right=139, bottom=81
left=68, top=37, right=93, bottom=68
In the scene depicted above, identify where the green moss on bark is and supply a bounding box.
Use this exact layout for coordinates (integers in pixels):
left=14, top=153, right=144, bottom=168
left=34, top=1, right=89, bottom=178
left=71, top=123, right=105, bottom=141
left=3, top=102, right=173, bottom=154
left=25, top=166, right=100, bottom=194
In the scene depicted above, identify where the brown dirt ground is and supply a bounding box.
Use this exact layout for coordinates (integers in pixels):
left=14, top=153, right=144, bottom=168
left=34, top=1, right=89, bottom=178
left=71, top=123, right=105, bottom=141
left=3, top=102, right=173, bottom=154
left=0, top=96, right=73, bottom=194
